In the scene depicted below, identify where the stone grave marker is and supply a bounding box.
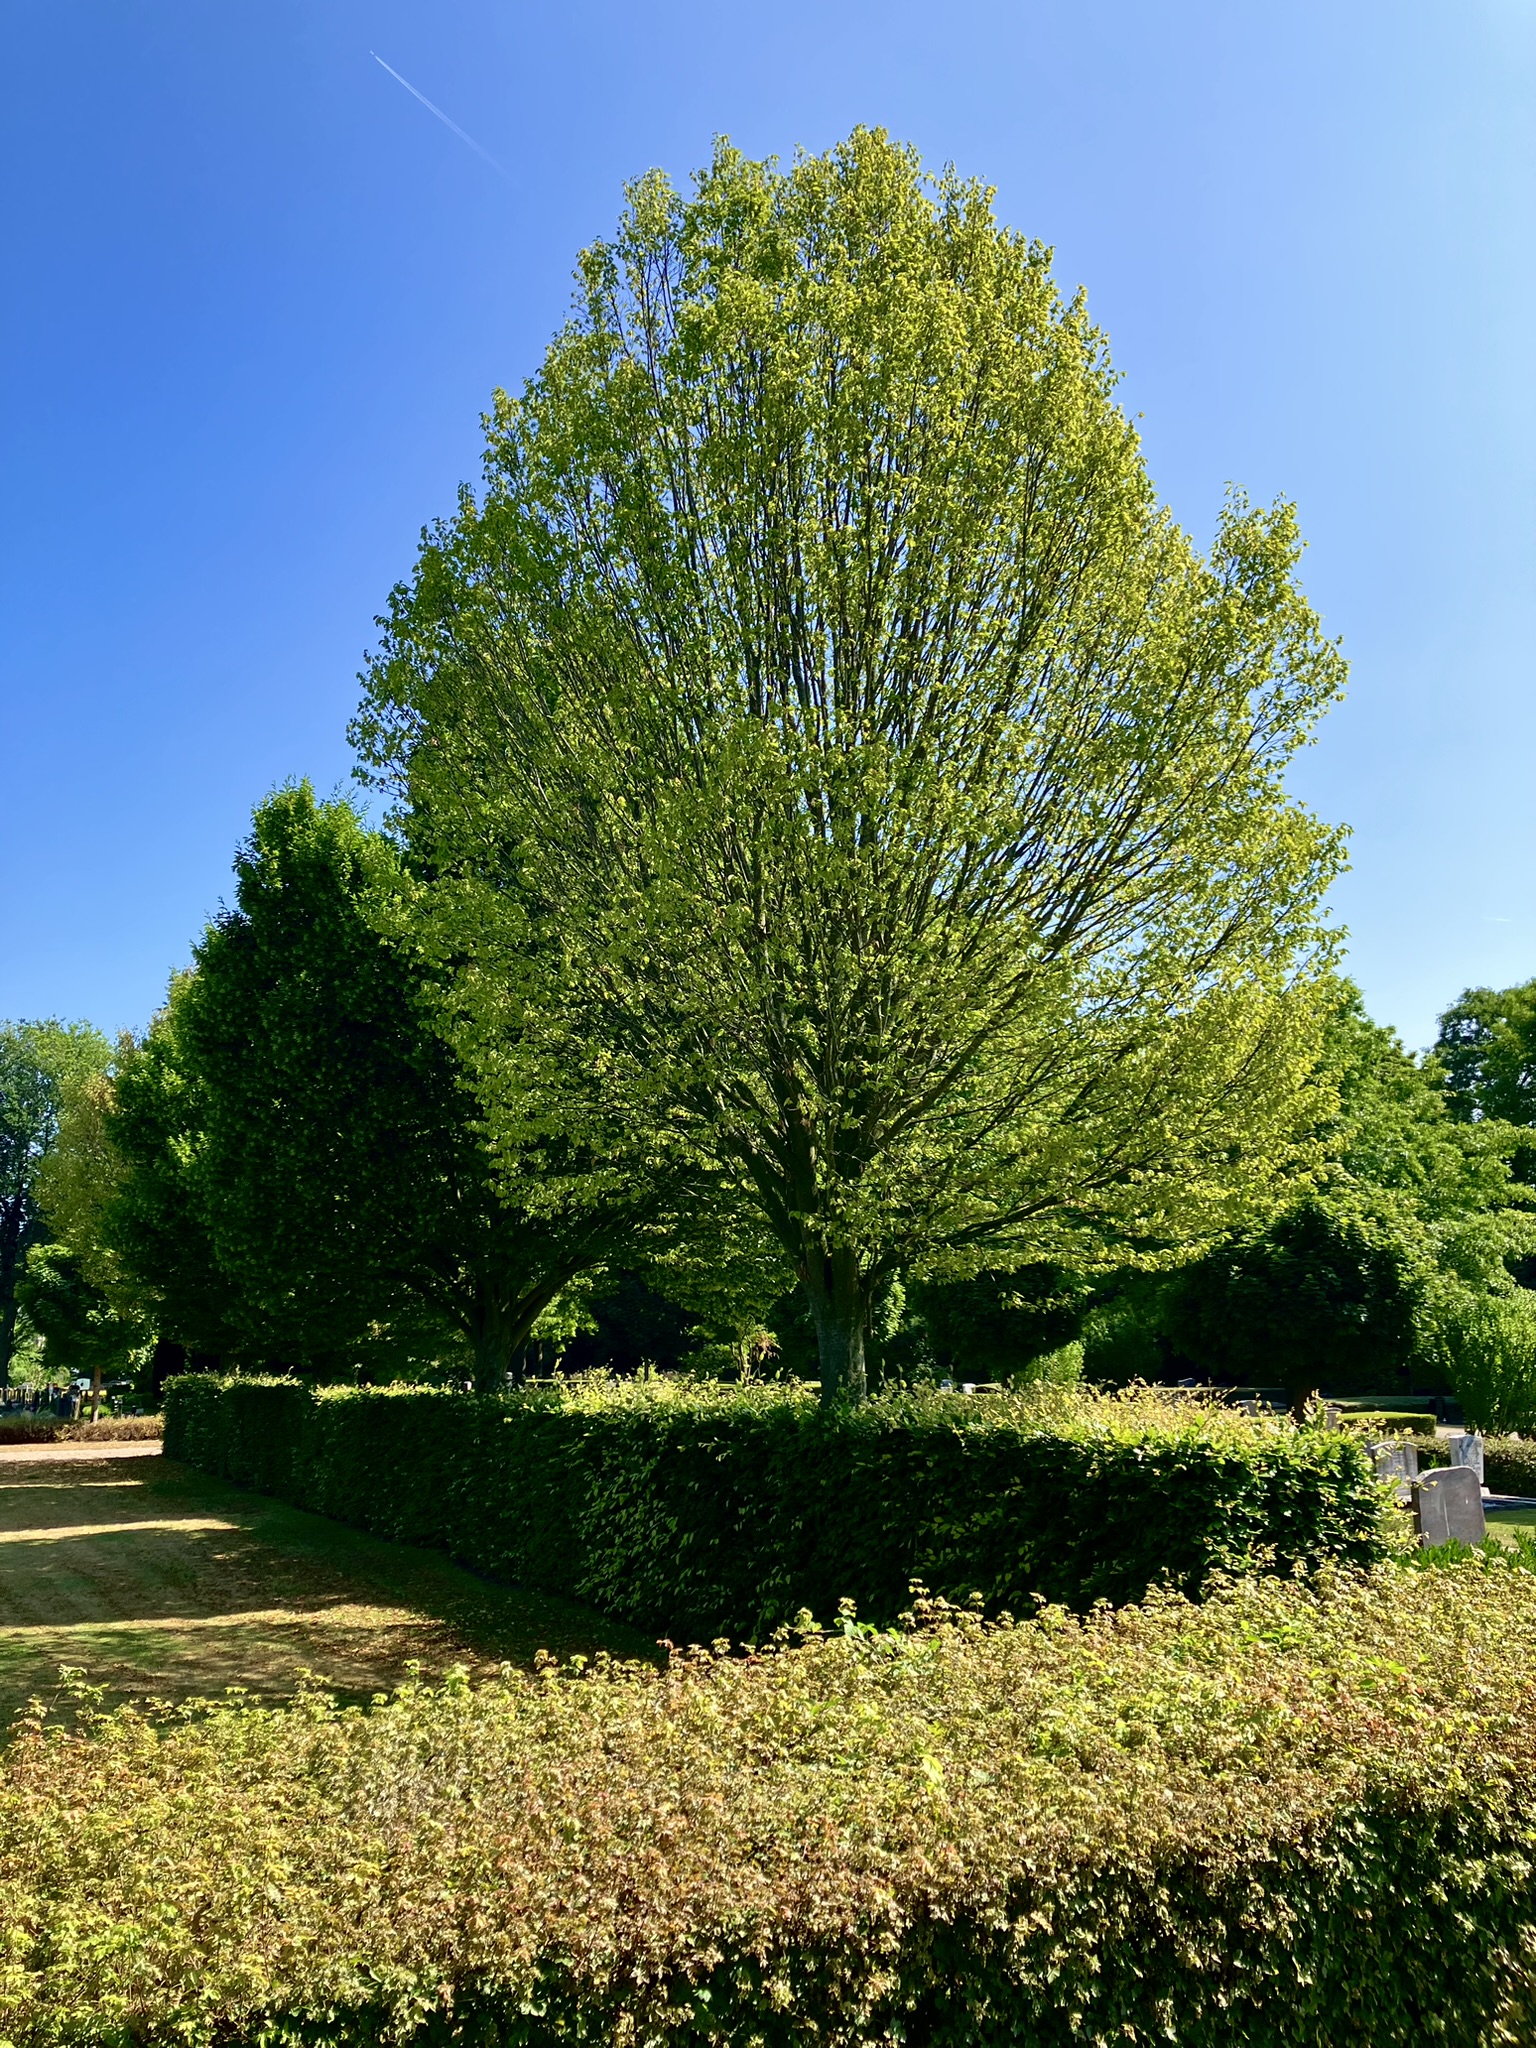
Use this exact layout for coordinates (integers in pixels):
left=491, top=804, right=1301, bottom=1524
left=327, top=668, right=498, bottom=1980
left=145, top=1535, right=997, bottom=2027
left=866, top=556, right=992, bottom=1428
left=1413, top=1463, right=1486, bottom=1548
left=1370, top=1439, right=1419, bottom=1506
left=1450, top=1432, right=1485, bottom=1483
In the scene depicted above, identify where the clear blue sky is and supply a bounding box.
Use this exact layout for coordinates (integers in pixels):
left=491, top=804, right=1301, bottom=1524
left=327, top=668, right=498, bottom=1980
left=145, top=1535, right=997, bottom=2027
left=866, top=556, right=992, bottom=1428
left=3, top=0, right=1532, bottom=1050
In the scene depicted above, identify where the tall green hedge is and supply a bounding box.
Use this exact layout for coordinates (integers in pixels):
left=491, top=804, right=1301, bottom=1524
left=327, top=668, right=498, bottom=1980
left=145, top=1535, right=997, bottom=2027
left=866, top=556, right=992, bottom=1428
left=165, top=1377, right=1386, bottom=1639
left=5, top=1565, right=1536, bottom=2047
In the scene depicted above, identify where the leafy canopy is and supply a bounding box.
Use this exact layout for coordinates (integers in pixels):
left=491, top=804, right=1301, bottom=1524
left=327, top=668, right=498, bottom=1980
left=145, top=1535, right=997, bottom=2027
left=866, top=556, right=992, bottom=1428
left=356, top=129, right=1347, bottom=1402
left=105, top=787, right=642, bottom=1386
left=0, top=1019, right=111, bottom=1383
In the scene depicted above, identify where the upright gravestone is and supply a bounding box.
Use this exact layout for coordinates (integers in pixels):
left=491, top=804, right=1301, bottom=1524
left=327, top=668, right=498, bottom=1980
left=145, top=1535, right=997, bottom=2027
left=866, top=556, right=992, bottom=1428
left=1370, top=1439, right=1420, bottom=1506
left=1450, top=1432, right=1486, bottom=1484
left=1414, top=1464, right=1486, bottom=1548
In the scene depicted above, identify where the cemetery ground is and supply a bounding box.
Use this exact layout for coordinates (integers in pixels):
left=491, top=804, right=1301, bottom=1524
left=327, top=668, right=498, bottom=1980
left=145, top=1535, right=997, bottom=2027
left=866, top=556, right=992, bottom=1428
left=0, top=1443, right=656, bottom=1719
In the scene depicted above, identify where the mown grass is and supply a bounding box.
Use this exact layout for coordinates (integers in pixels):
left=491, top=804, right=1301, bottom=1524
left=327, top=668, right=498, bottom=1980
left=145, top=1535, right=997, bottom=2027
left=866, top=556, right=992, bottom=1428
left=1484, top=1503, right=1536, bottom=1545
left=0, top=1449, right=657, bottom=1719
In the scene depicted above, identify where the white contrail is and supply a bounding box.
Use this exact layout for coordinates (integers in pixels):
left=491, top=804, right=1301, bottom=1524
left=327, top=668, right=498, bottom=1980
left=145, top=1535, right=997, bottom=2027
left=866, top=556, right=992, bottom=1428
left=370, top=52, right=510, bottom=181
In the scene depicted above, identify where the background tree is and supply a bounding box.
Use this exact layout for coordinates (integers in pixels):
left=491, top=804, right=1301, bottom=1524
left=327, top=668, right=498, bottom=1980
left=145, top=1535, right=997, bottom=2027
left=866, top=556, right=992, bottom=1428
left=106, top=787, right=647, bottom=1389
left=357, top=129, right=1349, bottom=1405
left=16, top=1243, right=147, bottom=1418
left=0, top=1019, right=111, bottom=1387
left=1162, top=1192, right=1427, bottom=1407
left=1434, top=979, right=1536, bottom=1184
left=102, top=1003, right=256, bottom=1371
left=1123, top=986, right=1535, bottom=1408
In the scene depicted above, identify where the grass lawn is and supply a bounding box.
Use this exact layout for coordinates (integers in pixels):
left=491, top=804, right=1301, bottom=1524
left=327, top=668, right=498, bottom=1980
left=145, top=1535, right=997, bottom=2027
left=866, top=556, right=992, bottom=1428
left=0, top=1448, right=657, bottom=1721
left=1484, top=1504, right=1536, bottom=1547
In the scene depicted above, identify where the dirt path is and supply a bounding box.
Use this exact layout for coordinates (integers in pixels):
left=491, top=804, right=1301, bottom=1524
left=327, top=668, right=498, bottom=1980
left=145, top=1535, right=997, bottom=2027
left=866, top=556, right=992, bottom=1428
left=0, top=1447, right=655, bottom=1719
left=0, top=1439, right=161, bottom=1464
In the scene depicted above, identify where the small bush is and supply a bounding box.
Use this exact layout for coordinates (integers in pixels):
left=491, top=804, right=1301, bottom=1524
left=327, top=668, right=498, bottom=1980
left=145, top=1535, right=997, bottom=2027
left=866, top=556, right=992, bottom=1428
left=165, top=1377, right=1387, bottom=1639
left=6, top=1566, right=1536, bottom=2046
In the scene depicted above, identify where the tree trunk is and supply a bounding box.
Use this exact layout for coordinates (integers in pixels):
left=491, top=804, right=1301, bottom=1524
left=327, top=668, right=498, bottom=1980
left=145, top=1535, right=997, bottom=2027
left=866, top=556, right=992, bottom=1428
left=0, top=1191, right=23, bottom=1392
left=88, top=1363, right=102, bottom=1424
left=468, top=1274, right=571, bottom=1395
left=803, top=1244, right=870, bottom=1406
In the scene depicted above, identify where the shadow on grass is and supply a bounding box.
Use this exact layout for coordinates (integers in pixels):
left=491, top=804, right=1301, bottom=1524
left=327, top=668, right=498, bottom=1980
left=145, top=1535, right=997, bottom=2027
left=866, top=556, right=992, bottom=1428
left=0, top=1452, right=658, bottom=1719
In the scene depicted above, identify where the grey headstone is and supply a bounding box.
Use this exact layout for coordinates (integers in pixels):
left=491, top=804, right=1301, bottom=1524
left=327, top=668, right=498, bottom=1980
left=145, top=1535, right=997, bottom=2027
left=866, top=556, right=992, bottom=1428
left=1239, top=1399, right=1259, bottom=1417
left=1323, top=1402, right=1343, bottom=1431
left=1450, top=1432, right=1485, bottom=1483
left=1414, top=1463, right=1486, bottom=1548
left=1370, top=1439, right=1419, bottom=1505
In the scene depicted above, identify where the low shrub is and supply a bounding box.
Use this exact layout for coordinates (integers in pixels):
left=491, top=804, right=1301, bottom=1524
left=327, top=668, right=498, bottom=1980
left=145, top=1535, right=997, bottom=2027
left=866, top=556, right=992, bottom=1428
left=5, top=1565, right=1536, bottom=2046
left=1342, top=1408, right=1439, bottom=1435
left=165, top=1377, right=1387, bottom=1639
left=0, top=1414, right=163, bottom=1446
left=1485, top=1436, right=1536, bottom=1495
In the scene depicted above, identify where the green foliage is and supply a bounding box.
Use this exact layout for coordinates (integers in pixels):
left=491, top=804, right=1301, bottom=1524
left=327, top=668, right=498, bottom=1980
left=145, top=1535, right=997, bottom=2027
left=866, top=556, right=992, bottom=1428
left=100, top=788, right=649, bottom=1385
left=909, top=1264, right=1093, bottom=1382
left=165, top=1376, right=1386, bottom=1641
left=1484, top=1436, right=1536, bottom=1494
left=1126, top=987, right=1536, bottom=1407
left=14, top=1244, right=147, bottom=1385
left=98, top=1003, right=251, bottom=1362
left=8, top=1565, right=1536, bottom=2046
left=356, top=128, right=1347, bottom=1403
left=1163, top=1192, right=1427, bottom=1406
left=0, top=1019, right=111, bottom=1384
left=176, top=784, right=639, bottom=1385
left=1429, top=1291, right=1536, bottom=1433
left=1434, top=978, right=1536, bottom=1172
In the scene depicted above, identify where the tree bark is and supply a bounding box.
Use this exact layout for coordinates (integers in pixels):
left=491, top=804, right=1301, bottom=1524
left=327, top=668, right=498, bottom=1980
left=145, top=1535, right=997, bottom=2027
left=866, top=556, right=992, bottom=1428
left=803, top=1244, right=870, bottom=1406
left=0, top=1190, right=23, bottom=1391
left=468, top=1273, right=571, bottom=1395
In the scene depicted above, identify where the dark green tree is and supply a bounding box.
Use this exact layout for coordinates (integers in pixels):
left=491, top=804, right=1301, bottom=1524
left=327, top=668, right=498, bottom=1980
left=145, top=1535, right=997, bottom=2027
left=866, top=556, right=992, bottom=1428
left=1163, top=1193, right=1427, bottom=1405
left=0, top=1020, right=111, bottom=1386
left=104, top=1009, right=256, bottom=1366
left=909, top=1266, right=1092, bottom=1383
left=108, top=787, right=643, bottom=1389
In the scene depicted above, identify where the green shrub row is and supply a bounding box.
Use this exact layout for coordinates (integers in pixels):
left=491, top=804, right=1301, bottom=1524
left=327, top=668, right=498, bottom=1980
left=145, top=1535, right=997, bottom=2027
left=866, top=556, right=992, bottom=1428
left=6, top=1564, right=1536, bottom=2047
left=165, top=1377, right=1387, bottom=1640
left=0, top=1414, right=163, bottom=1445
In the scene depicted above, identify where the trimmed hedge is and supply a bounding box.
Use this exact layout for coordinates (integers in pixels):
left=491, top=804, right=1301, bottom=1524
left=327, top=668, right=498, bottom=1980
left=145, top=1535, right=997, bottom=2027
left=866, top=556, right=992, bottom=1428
left=0, top=1414, right=163, bottom=1445
left=1486, top=1437, right=1536, bottom=1495
left=165, top=1377, right=1387, bottom=1640
left=6, top=1564, right=1536, bottom=2047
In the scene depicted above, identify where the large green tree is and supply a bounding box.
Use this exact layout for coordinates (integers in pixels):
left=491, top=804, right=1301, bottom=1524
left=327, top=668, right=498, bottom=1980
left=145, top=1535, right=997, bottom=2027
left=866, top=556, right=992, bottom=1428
left=107, top=787, right=642, bottom=1388
left=103, top=1007, right=255, bottom=1366
left=1434, top=980, right=1536, bottom=1182
left=356, top=130, right=1348, bottom=1403
left=0, top=1019, right=111, bottom=1386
